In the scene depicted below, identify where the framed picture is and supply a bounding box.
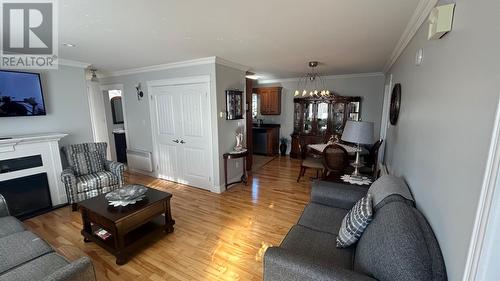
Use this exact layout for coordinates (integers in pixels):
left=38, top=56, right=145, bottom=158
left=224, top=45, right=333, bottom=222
left=226, top=90, right=243, bottom=120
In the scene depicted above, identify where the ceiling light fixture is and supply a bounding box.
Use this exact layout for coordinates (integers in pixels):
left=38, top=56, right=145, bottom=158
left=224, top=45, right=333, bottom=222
left=89, top=68, right=99, bottom=82
left=245, top=74, right=260, bottom=80
left=294, top=61, right=330, bottom=98
left=62, top=43, right=76, bottom=47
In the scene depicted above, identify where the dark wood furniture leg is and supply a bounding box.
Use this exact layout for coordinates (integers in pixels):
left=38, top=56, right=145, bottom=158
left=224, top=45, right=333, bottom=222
left=224, top=157, right=228, bottom=190
left=164, top=200, right=175, bottom=233
left=81, top=209, right=92, bottom=243
left=241, top=158, right=248, bottom=185
left=115, top=228, right=126, bottom=265
left=72, top=203, right=77, bottom=212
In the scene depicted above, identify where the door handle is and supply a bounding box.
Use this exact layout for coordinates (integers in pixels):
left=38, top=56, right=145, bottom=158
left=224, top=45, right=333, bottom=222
left=172, top=139, right=179, bottom=143
left=180, top=140, right=186, bottom=144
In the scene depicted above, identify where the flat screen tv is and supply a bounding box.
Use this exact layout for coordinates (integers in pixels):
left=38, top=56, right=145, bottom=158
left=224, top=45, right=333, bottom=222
left=0, top=70, right=46, bottom=117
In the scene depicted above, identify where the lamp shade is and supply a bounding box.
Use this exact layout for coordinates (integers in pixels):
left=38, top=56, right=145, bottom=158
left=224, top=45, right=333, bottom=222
left=341, top=120, right=374, bottom=144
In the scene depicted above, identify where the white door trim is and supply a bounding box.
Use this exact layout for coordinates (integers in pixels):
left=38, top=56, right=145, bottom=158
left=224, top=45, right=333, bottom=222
left=463, top=94, right=500, bottom=281
left=378, top=74, right=392, bottom=165
left=86, top=81, right=111, bottom=157
left=147, top=75, right=211, bottom=88
left=147, top=75, right=214, bottom=190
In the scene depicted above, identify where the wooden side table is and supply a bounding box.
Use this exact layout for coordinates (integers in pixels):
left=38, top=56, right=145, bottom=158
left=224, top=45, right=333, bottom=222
left=223, top=151, right=248, bottom=190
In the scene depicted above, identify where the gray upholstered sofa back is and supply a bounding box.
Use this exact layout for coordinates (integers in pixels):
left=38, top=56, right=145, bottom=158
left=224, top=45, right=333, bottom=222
left=354, top=198, right=447, bottom=281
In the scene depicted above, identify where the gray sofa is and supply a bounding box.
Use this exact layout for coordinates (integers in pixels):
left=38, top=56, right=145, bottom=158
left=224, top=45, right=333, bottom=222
left=264, top=175, right=447, bottom=281
left=0, top=195, right=96, bottom=281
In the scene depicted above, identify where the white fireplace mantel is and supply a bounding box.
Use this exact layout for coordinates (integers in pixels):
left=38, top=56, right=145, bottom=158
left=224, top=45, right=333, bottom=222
left=0, top=133, right=68, bottom=206
left=0, top=133, right=68, bottom=153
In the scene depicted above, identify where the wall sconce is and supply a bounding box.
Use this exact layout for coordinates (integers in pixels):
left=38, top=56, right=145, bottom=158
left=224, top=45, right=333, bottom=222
left=136, top=83, right=144, bottom=100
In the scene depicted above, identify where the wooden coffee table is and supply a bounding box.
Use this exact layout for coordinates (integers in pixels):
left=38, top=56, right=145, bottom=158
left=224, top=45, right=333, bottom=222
left=77, top=185, right=175, bottom=265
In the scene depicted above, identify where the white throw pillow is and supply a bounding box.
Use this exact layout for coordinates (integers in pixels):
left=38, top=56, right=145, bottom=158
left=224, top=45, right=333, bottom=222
left=336, top=194, right=373, bottom=248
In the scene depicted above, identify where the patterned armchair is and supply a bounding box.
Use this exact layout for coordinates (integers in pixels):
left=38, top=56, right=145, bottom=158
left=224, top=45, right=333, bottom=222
left=61, top=142, right=126, bottom=210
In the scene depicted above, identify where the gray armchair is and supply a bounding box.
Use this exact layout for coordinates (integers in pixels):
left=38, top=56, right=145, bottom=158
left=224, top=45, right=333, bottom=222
left=61, top=142, right=126, bottom=210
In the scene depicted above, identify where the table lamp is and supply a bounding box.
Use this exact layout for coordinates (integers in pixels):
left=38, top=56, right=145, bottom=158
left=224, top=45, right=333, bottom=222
left=341, top=120, right=374, bottom=178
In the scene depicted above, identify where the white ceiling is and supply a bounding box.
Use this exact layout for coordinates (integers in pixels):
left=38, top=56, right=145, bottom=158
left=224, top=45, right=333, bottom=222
left=59, top=0, right=420, bottom=79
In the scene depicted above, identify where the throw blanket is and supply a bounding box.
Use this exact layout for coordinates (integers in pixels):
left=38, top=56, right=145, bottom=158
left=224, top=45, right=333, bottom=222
left=368, top=175, right=414, bottom=206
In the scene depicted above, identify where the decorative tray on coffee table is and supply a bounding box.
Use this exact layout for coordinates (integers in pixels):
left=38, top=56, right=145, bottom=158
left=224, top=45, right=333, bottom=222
left=105, top=184, right=148, bottom=207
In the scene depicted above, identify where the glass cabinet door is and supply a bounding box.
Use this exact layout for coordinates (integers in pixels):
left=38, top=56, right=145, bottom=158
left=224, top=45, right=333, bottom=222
left=293, top=102, right=302, bottom=132
left=317, top=102, right=329, bottom=134
left=303, top=102, right=314, bottom=133
left=348, top=101, right=360, bottom=121
left=332, top=103, right=345, bottom=134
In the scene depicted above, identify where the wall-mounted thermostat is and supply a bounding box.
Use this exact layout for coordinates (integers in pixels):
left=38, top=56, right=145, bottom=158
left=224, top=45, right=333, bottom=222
left=415, top=48, right=424, bottom=66
left=428, top=3, right=456, bottom=40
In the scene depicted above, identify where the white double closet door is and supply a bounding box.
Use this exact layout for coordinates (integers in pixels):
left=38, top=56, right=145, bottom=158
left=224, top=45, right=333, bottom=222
left=150, top=81, right=212, bottom=190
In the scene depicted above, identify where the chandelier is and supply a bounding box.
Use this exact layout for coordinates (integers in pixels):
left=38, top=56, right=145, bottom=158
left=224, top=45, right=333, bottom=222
left=294, top=61, right=331, bottom=97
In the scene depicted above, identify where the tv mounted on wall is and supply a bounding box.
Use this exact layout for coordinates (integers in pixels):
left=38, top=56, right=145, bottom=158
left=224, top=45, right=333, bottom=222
left=0, top=70, right=46, bottom=117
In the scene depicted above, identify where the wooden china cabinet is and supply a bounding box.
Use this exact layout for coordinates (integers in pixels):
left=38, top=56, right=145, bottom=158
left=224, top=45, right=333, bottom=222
left=290, top=95, right=361, bottom=159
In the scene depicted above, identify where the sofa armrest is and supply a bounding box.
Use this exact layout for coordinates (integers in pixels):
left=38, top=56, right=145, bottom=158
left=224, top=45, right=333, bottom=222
left=41, top=257, right=96, bottom=281
left=311, top=181, right=367, bottom=210
left=0, top=194, right=10, bottom=217
left=264, top=247, right=376, bottom=281
left=105, top=160, right=126, bottom=186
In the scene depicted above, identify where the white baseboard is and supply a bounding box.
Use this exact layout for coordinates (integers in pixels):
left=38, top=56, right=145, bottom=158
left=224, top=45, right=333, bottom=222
left=127, top=168, right=156, bottom=178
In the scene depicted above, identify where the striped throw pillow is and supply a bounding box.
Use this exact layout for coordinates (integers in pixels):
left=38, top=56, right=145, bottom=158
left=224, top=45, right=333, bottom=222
left=336, top=193, right=373, bottom=248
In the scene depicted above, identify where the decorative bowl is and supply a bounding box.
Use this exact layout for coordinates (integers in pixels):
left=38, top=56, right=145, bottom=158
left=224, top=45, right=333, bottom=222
left=105, top=185, right=147, bottom=202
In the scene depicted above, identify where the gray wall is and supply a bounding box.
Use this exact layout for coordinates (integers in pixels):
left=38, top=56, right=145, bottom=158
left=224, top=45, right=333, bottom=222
left=100, top=64, right=215, bottom=154
left=215, top=64, right=246, bottom=183
left=100, top=63, right=246, bottom=192
left=0, top=65, right=93, bottom=147
left=384, top=0, right=500, bottom=280
left=257, top=74, right=385, bottom=153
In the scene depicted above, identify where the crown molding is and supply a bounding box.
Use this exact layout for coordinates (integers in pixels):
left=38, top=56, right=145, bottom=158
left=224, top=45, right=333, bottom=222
left=100, top=56, right=249, bottom=78
left=58, top=58, right=91, bottom=68
left=215, top=57, right=250, bottom=72
left=383, top=0, right=438, bottom=73
left=258, top=72, right=384, bottom=84
left=101, top=56, right=217, bottom=78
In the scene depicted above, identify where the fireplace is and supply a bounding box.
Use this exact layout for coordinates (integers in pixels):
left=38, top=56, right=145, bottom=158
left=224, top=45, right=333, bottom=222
left=0, top=173, right=52, bottom=219
left=0, top=133, right=68, bottom=217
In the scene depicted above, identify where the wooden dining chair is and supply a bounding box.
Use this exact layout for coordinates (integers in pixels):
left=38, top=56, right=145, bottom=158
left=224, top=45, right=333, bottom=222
left=297, top=145, right=324, bottom=183
left=322, top=144, right=349, bottom=179
left=360, top=139, right=384, bottom=177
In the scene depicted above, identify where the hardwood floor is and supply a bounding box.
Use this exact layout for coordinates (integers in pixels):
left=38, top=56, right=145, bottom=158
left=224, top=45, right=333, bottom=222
left=24, top=156, right=316, bottom=281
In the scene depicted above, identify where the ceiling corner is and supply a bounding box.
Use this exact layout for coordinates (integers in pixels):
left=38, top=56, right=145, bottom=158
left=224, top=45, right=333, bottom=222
left=382, top=0, right=438, bottom=73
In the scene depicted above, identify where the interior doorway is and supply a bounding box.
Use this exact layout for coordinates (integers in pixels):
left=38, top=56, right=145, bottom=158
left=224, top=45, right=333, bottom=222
left=103, top=89, right=127, bottom=163
left=87, top=83, right=128, bottom=163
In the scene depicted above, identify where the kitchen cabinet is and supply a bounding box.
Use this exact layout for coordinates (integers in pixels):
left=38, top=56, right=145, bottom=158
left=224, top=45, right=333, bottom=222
left=254, top=87, right=282, bottom=115
left=252, top=125, right=280, bottom=156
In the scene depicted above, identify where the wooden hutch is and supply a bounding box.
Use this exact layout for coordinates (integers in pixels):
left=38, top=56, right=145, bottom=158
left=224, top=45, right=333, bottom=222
left=290, top=95, right=361, bottom=159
